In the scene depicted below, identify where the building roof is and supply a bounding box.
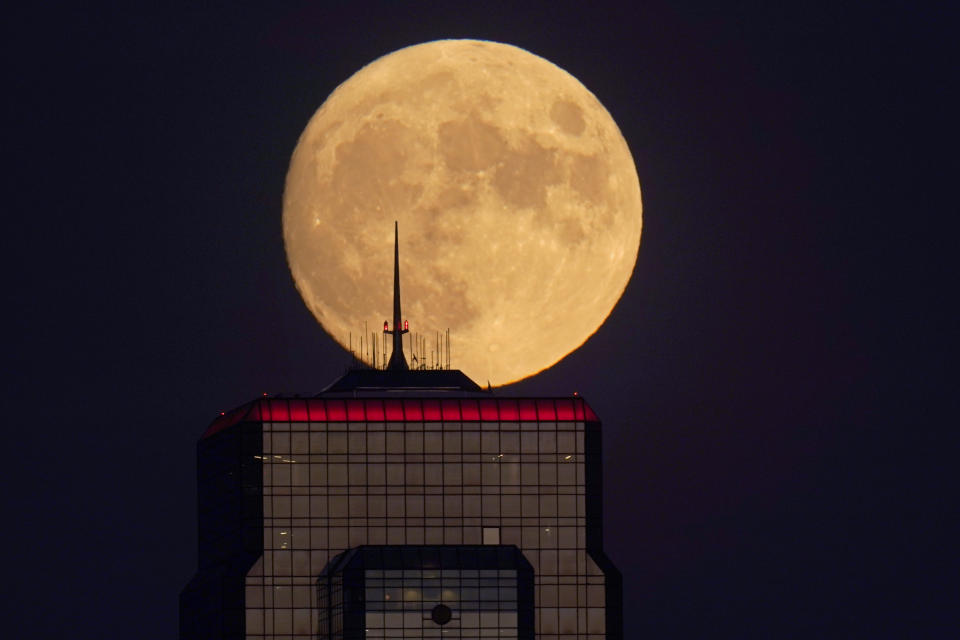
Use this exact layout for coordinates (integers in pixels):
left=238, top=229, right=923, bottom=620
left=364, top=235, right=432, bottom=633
left=203, top=393, right=599, bottom=439
left=322, top=367, right=483, bottom=394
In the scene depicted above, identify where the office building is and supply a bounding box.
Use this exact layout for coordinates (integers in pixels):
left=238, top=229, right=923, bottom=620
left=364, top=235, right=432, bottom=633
left=181, top=226, right=621, bottom=638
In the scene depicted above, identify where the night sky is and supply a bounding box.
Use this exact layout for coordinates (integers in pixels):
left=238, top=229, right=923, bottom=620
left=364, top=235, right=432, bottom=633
left=7, top=2, right=951, bottom=638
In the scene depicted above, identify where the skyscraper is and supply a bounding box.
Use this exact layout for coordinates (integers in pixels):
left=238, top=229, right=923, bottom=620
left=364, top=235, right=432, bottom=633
left=181, top=226, right=622, bottom=638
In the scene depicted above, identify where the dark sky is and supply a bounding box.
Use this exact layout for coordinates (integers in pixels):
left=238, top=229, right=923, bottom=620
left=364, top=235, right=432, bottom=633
left=6, top=2, right=951, bottom=638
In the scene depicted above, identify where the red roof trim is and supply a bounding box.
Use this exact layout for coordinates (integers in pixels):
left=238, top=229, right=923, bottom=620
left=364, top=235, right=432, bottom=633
left=365, top=399, right=385, bottom=421
left=346, top=399, right=365, bottom=421
left=460, top=399, right=480, bottom=421
left=403, top=398, right=423, bottom=421
left=555, top=398, right=575, bottom=420
left=289, top=398, right=309, bottom=421
left=202, top=396, right=599, bottom=438
left=499, top=398, right=520, bottom=421
left=308, top=399, right=327, bottom=422
left=384, top=399, right=404, bottom=421
left=422, top=399, right=442, bottom=421
left=478, top=398, right=499, bottom=421
left=441, top=399, right=461, bottom=421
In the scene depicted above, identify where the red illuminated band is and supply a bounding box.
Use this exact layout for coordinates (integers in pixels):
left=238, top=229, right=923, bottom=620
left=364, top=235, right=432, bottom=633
left=203, top=396, right=598, bottom=437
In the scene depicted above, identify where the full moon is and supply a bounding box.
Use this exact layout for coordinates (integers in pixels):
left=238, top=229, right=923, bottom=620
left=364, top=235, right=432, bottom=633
left=284, top=40, right=642, bottom=386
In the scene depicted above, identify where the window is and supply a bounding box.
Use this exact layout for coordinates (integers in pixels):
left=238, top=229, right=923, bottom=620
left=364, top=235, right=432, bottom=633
left=482, top=527, right=500, bottom=545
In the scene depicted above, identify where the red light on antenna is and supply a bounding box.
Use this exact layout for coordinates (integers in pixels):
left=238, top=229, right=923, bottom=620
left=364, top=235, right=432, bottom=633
left=404, top=320, right=409, bottom=330
left=383, top=320, right=389, bottom=331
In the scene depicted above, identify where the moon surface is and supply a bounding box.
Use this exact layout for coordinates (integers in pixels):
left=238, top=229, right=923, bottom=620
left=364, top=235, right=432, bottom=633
left=283, top=39, right=642, bottom=386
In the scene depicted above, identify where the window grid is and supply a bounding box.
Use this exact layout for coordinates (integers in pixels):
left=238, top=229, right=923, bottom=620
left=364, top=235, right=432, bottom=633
left=318, top=546, right=533, bottom=639
left=244, top=406, right=607, bottom=639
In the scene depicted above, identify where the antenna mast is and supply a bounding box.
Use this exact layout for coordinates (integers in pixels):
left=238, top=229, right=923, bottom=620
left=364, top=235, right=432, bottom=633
left=383, top=221, right=409, bottom=370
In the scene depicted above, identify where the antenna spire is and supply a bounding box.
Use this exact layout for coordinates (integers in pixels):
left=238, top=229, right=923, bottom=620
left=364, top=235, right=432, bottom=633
left=384, top=221, right=409, bottom=370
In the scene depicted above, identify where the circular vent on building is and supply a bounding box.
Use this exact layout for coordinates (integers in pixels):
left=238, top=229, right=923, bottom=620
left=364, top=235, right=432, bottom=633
left=431, top=603, right=452, bottom=625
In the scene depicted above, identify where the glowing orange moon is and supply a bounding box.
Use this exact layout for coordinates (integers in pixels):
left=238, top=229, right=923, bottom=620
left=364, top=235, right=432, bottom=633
left=283, top=40, right=642, bottom=386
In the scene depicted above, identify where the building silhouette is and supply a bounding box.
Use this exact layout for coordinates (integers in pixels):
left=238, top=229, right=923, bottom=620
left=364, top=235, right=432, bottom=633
left=181, top=224, right=622, bottom=638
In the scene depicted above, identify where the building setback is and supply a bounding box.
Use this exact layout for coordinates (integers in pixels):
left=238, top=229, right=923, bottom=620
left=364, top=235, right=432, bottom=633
left=180, top=370, right=621, bottom=638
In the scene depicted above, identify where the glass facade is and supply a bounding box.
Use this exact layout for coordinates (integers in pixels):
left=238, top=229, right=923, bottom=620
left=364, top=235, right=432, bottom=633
left=183, top=395, right=621, bottom=639
left=181, top=423, right=263, bottom=639
left=317, top=545, right=534, bottom=638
